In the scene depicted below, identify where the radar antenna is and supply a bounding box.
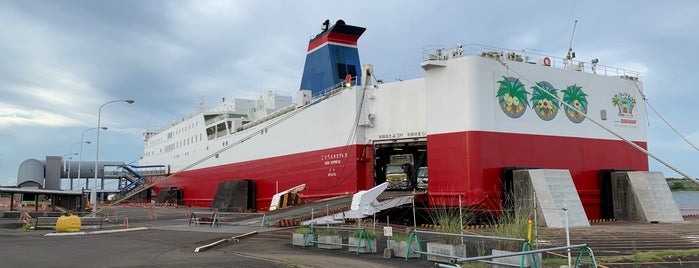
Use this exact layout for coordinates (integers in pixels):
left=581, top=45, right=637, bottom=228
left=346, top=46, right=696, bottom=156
left=565, top=20, right=578, bottom=68
left=197, top=95, right=205, bottom=112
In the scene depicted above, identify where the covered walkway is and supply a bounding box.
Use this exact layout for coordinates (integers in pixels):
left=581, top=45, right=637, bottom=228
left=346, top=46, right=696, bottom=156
left=0, top=187, right=83, bottom=213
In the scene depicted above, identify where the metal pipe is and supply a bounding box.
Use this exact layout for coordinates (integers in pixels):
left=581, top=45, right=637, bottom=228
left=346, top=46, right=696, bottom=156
left=414, top=230, right=526, bottom=242
left=194, top=231, right=257, bottom=252
left=452, top=244, right=588, bottom=264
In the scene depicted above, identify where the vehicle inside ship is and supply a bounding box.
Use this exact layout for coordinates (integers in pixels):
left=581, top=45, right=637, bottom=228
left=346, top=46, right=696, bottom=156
left=372, top=139, right=427, bottom=190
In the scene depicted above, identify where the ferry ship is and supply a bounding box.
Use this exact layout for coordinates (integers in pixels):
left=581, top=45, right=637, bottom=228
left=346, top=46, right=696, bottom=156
left=139, top=20, right=648, bottom=218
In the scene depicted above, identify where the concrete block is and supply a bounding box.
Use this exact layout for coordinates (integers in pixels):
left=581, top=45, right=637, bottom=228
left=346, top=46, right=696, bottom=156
left=492, top=249, right=541, bottom=268
left=388, top=240, right=421, bottom=258
left=292, top=233, right=314, bottom=247
left=317, top=235, right=342, bottom=249
left=611, top=171, right=683, bottom=222
left=513, top=169, right=589, bottom=228
left=348, top=237, right=376, bottom=253
left=426, top=242, right=466, bottom=263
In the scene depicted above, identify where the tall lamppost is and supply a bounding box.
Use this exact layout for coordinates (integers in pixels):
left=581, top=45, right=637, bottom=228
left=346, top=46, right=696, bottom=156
left=62, top=153, right=77, bottom=189
left=68, top=141, right=90, bottom=190
left=77, top=127, right=107, bottom=190
left=93, top=99, right=134, bottom=211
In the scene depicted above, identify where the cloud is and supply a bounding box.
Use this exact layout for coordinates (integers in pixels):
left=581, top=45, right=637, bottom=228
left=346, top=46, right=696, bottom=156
left=1, top=0, right=699, bottom=183
left=0, top=102, right=81, bottom=128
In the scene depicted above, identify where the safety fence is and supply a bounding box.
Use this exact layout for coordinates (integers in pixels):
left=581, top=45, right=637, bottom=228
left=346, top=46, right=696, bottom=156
left=294, top=226, right=377, bottom=254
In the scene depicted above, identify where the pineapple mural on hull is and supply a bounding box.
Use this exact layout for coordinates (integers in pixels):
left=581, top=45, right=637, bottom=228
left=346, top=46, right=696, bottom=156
left=561, top=84, right=588, bottom=123
left=497, top=77, right=529, bottom=118
left=530, top=81, right=559, bottom=121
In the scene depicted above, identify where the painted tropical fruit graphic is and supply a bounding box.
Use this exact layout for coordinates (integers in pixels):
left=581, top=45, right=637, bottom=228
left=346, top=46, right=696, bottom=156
left=561, top=84, right=588, bottom=123
left=530, top=81, right=559, bottom=121
left=611, top=92, right=636, bottom=117
left=496, top=76, right=529, bottom=118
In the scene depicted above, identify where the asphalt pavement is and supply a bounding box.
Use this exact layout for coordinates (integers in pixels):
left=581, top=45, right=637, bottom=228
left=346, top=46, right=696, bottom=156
left=0, top=206, right=435, bottom=268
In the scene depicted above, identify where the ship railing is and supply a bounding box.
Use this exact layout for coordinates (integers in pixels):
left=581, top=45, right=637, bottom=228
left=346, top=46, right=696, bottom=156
left=121, top=177, right=146, bottom=194
left=422, top=44, right=640, bottom=79
left=204, top=113, right=234, bottom=126
left=104, top=165, right=168, bottom=178
left=240, top=104, right=296, bottom=131
left=309, top=76, right=357, bottom=100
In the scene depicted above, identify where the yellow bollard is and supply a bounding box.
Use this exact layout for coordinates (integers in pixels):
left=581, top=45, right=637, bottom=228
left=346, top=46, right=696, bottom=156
left=527, top=217, right=533, bottom=242
left=56, top=213, right=81, bottom=232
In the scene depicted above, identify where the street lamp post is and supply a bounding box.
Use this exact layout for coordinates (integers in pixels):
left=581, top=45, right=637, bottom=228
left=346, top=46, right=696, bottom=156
left=62, top=153, right=77, bottom=189
left=93, top=99, right=134, bottom=211
left=77, top=127, right=107, bottom=190
left=68, top=141, right=90, bottom=190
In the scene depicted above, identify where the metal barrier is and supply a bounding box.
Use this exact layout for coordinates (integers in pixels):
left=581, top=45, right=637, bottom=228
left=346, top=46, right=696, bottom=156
left=429, top=244, right=596, bottom=268
left=408, top=229, right=596, bottom=267
left=407, top=229, right=527, bottom=264
left=299, top=226, right=376, bottom=254
left=187, top=211, right=265, bottom=227
left=188, top=212, right=220, bottom=227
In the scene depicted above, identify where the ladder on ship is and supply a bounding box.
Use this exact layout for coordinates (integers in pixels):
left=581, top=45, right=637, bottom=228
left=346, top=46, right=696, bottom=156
left=113, top=165, right=169, bottom=200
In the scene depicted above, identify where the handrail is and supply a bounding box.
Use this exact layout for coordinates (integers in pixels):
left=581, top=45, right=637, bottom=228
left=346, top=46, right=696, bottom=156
left=520, top=242, right=539, bottom=268
left=406, top=231, right=424, bottom=261
left=423, top=44, right=640, bottom=79
left=310, top=76, right=357, bottom=100
left=413, top=229, right=526, bottom=242
left=574, top=246, right=597, bottom=267
left=298, top=226, right=375, bottom=254
left=452, top=244, right=588, bottom=264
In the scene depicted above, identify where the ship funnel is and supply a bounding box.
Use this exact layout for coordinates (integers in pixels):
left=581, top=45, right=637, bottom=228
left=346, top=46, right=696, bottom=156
left=299, top=20, right=366, bottom=96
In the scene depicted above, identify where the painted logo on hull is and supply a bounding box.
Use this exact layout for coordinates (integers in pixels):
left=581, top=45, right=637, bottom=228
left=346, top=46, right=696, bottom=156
left=496, top=77, right=529, bottom=118
left=611, top=92, right=636, bottom=118
left=561, top=84, right=588, bottom=124
left=611, top=92, right=638, bottom=127
left=496, top=77, right=589, bottom=124
left=530, top=81, right=560, bottom=121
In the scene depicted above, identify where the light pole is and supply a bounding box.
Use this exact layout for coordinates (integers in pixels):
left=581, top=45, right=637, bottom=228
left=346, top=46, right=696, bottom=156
left=93, top=99, right=134, bottom=211
left=77, top=127, right=107, bottom=190
left=62, top=153, right=77, bottom=189
left=68, top=141, right=90, bottom=190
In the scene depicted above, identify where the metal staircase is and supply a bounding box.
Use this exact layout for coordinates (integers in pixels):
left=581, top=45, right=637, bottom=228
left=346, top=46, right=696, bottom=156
left=110, top=164, right=168, bottom=200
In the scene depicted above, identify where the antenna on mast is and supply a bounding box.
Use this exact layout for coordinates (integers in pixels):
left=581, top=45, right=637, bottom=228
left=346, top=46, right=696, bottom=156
left=566, top=20, right=578, bottom=68
left=197, top=95, right=205, bottom=112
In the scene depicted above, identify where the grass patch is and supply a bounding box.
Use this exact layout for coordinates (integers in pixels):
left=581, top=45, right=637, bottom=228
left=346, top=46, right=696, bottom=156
left=315, top=228, right=339, bottom=236
left=540, top=249, right=699, bottom=266
left=389, top=233, right=412, bottom=242
left=428, top=204, right=480, bottom=245
left=666, top=178, right=699, bottom=191
left=598, top=249, right=699, bottom=263
left=294, top=226, right=311, bottom=234
left=352, top=228, right=376, bottom=239
left=491, top=209, right=530, bottom=251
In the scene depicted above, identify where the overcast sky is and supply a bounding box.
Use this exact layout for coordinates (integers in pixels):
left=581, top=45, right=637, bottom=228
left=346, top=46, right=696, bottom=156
left=1, top=1, right=698, bottom=188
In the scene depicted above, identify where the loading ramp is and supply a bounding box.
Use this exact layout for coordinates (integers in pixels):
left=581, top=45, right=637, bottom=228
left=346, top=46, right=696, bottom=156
left=234, top=183, right=423, bottom=227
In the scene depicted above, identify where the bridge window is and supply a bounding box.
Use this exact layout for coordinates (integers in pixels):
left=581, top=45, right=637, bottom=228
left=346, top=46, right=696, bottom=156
left=336, top=64, right=357, bottom=81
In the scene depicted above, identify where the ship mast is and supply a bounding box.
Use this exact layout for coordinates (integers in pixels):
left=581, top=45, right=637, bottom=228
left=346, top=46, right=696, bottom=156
left=565, top=19, right=578, bottom=69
